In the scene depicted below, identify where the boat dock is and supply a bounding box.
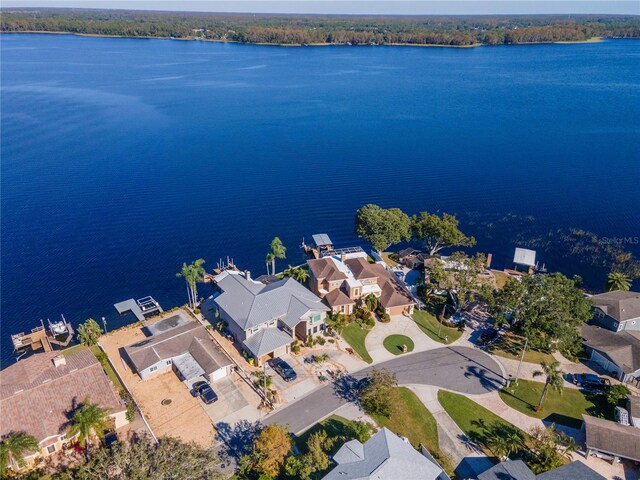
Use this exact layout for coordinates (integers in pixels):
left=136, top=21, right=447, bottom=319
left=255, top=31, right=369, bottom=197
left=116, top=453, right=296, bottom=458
left=302, top=233, right=364, bottom=259
left=114, top=296, right=163, bottom=322
left=11, top=316, right=74, bottom=353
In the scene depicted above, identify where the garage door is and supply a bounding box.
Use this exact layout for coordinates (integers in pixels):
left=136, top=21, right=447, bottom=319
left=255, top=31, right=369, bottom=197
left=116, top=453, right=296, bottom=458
left=211, top=367, right=228, bottom=382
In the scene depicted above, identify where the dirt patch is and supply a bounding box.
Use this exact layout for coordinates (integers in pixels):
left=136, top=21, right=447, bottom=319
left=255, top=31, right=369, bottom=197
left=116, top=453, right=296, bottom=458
left=99, top=313, right=215, bottom=447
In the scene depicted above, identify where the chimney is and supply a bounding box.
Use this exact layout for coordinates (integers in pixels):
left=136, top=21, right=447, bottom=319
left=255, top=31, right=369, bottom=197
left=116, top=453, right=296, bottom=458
left=245, top=270, right=251, bottom=281
left=52, top=354, right=66, bottom=368
left=340, top=254, right=346, bottom=264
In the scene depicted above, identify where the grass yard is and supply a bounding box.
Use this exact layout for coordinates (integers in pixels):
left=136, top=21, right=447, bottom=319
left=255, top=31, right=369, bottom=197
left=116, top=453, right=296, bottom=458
left=341, top=323, right=373, bottom=363
left=381, top=252, right=399, bottom=267
left=438, top=390, right=526, bottom=458
left=490, top=270, right=511, bottom=289
left=372, top=387, right=451, bottom=474
left=488, top=332, right=555, bottom=365
left=412, top=310, right=462, bottom=345
left=383, top=334, right=414, bottom=355
left=499, top=379, right=613, bottom=429
left=295, top=415, right=361, bottom=454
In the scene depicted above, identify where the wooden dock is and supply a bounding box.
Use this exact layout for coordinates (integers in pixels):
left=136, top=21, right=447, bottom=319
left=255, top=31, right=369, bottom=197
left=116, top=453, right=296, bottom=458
left=11, top=317, right=74, bottom=353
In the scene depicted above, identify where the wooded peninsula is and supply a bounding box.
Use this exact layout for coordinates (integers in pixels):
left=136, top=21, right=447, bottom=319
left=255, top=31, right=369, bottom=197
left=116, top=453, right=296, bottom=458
left=2, top=9, right=639, bottom=47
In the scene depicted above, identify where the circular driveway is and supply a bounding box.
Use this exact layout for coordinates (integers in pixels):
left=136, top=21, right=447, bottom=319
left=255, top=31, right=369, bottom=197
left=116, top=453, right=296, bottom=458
left=265, top=346, right=505, bottom=433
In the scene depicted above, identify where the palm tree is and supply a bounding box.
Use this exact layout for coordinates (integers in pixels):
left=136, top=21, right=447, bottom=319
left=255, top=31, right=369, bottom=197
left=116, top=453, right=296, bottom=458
left=265, top=253, right=275, bottom=275
left=0, top=432, right=39, bottom=474
left=67, top=399, right=110, bottom=459
left=606, top=271, right=632, bottom=292
left=76, top=318, right=103, bottom=346
left=533, top=361, right=564, bottom=410
left=269, top=237, right=286, bottom=275
left=282, top=265, right=309, bottom=283
left=176, top=258, right=206, bottom=308
left=364, top=293, right=378, bottom=312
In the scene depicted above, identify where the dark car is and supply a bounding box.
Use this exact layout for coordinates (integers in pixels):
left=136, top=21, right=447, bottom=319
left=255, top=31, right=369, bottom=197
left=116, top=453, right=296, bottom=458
left=573, top=373, right=611, bottom=390
left=478, top=328, right=500, bottom=346
left=269, top=357, right=297, bottom=382
left=192, top=380, right=218, bottom=404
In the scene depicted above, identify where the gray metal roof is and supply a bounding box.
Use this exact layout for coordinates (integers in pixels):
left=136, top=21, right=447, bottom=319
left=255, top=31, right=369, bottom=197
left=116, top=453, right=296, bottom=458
left=214, top=272, right=328, bottom=331
left=536, top=461, right=606, bottom=480
left=172, top=353, right=205, bottom=380
left=513, top=248, right=536, bottom=267
left=243, top=328, right=293, bottom=358
left=323, top=428, right=443, bottom=480
left=581, top=325, right=640, bottom=374
left=478, top=460, right=536, bottom=480
left=583, top=414, right=640, bottom=462
left=312, top=233, right=333, bottom=247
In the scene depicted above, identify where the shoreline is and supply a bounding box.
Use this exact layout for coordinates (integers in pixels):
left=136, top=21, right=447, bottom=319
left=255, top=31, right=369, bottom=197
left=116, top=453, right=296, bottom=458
left=0, top=31, right=625, bottom=48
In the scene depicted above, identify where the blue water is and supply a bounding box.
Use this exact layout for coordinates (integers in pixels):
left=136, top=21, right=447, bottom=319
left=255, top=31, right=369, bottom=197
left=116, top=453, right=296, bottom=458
left=2, top=34, right=639, bottom=366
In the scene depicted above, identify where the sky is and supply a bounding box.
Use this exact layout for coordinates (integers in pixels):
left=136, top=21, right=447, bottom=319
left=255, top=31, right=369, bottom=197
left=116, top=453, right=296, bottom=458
left=3, top=1, right=639, bottom=15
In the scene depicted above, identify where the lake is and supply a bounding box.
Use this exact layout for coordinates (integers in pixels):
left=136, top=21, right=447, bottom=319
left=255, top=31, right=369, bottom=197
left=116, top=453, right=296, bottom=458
left=1, top=33, right=639, bottom=366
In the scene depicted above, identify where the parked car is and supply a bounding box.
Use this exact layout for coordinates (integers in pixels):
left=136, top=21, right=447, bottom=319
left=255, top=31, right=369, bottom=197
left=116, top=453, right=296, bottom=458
left=478, top=328, right=499, bottom=346
left=192, top=380, right=218, bottom=404
left=269, top=357, right=297, bottom=382
left=572, top=373, right=611, bottom=390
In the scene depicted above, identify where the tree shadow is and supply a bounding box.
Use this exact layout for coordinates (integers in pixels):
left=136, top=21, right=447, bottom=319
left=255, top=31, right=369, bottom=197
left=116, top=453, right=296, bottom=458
left=332, top=374, right=362, bottom=404
left=215, top=420, right=263, bottom=461
left=463, top=365, right=505, bottom=392
left=499, top=386, right=537, bottom=412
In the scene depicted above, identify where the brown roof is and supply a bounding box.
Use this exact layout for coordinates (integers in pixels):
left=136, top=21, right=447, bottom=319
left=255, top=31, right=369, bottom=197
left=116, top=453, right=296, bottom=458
left=0, top=349, right=124, bottom=444
left=590, top=290, right=640, bottom=322
left=364, top=263, right=415, bottom=309
left=324, top=288, right=356, bottom=307
left=583, top=414, right=640, bottom=461
left=581, top=325, right=640, bottom=374
left=123, top=320, right=231, bottom=373
left=627, top=395, right=640, bottom=418
left=344, top=257, right=379, bottom=281
left=307, top=258, right=348, bottom=282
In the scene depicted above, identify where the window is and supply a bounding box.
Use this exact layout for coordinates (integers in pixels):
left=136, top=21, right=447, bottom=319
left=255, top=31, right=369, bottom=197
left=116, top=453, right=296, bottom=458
left=166, top=359, right=172, bottom=365
left=47, top=444, right=56, bottom=454
left=268, top=320, right=276, bottom=326
left=150, top=366, right=158, bottom=372
left=340, top=305, right=345, bottom=313
left=60, top=434, right=67, bottom=442
left=312, top=313, right=322, bottom=323
left=313, top=326, right=318, bottom=334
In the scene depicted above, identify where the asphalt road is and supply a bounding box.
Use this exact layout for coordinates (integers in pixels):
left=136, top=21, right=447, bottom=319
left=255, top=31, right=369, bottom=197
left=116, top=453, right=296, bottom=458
left=264, top=346, right=505, bottom=434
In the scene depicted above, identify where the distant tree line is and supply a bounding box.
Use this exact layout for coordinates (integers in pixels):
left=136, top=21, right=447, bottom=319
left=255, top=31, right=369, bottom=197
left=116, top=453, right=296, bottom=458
left=1, top=9, right=639, bottom=46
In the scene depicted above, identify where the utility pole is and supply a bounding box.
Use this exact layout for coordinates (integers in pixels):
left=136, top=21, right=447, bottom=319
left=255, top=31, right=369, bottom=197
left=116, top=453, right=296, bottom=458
left=514, top=338, right=528, bottom=384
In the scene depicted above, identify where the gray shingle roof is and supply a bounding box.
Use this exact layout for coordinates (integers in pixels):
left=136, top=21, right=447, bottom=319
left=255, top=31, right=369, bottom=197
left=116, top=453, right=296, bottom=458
left=123, top=319, right=231, bottom=374
left=583, top=414, right=640, bottom=462
left=590, top=290, right=640, bottom=322
left=581, top=325, right=640, bottom=374
left=214, top=272, right=328, bottom=331
left=243, top=328, right=294, bottom=358
left=478, top=460, right=536, bottom=480
left=323, top=427, right=443, bottom=480
left=536, top=460, right=605, bottom=480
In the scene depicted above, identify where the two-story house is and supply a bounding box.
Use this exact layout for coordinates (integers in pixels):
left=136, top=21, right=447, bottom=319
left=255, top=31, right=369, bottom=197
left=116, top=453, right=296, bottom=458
left=308, top=253, right=415, bottom=316
left=581, top=290, right=640, bottom=384
left=212, top=270, right=329, bottom=366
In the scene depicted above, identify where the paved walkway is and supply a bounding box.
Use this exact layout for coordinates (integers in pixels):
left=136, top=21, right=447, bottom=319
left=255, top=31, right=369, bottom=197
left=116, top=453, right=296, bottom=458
left=365, top=313, right=441, bottom=364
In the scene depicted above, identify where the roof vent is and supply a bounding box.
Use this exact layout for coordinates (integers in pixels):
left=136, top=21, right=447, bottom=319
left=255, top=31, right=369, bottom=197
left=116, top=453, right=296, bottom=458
left=52, top=354, right=66, bottom=368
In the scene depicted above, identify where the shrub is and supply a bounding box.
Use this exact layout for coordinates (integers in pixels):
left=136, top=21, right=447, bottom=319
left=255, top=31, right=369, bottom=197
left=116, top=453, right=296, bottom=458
left=316, top=336, right=326, bottom=346
left=292, top=342, right=301, bottom=354
left=327, top=338, right=335, bottom=344
left=193, top=308, right=201, bottom=315
left=380, top=313, right=391, bottom=323
left=306, top=335, right=315, bottom=347
left=365, top=316, right=375, bottom=328
left=119, top=390, right=137, bottom=422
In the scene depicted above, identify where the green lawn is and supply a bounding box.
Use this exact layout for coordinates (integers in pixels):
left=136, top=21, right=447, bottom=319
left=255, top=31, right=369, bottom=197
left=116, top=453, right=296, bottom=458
left=412, top=310, right=462, bottom=344
left=341, top=323, right=372, bottom=363
left=499, top=380, right=613, bottom=429
left=383, top=334, right=415, bottom=355
left=438, top=390, right=527, bottom=458
left=488, top=332, right=555, bottom=365
left=295, top=415, right=360, bottom=454
left=372, top=387, right=452, bottom=475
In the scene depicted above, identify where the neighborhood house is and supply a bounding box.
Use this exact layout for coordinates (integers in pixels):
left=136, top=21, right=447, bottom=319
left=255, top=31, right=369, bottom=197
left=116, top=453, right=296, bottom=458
left=122, top=313, right=233, bottom=383
left=211, top=270, right=329, bottom=365
left=0, top=350, right=127, bottom=470
left=308, top=252, right=415, bottom=316
left=590, top=290, right=640, bottom=332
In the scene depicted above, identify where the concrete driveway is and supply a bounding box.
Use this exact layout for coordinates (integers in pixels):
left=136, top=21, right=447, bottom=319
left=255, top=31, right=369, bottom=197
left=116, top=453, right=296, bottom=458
left=365, top=313, right=442, bottom=363
left=264, top=346, right=505, bottom=434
